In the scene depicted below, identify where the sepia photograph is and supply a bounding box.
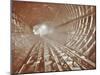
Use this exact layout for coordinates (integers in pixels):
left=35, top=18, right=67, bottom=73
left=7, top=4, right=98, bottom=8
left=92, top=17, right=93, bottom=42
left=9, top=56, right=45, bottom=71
left=11, top=0, right=96, bottom=74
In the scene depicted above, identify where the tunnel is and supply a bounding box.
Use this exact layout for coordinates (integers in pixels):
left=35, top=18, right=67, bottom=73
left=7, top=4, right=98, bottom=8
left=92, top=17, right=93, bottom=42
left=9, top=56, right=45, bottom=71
left=11, top=1, right=96, bottom=74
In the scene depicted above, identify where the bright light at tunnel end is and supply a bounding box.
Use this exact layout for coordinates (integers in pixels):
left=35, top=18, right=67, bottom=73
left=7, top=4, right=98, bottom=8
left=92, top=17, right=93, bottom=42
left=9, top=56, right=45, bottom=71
left=33, top=24, right=53, bottom=36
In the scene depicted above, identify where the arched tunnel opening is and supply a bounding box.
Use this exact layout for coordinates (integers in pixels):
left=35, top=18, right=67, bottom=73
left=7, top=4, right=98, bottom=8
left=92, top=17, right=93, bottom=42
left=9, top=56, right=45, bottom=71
left=11, top=1, right=96, bottom=74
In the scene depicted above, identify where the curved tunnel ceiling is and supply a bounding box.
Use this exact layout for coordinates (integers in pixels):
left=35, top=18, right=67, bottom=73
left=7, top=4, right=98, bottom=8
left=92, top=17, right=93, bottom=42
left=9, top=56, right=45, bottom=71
left=11, top=1, right=96, bottom=74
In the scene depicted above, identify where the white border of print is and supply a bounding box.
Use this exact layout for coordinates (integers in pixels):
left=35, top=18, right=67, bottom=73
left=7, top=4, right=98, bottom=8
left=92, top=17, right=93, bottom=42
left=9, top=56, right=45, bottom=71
left=15, top=0, right=96, bottom=5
